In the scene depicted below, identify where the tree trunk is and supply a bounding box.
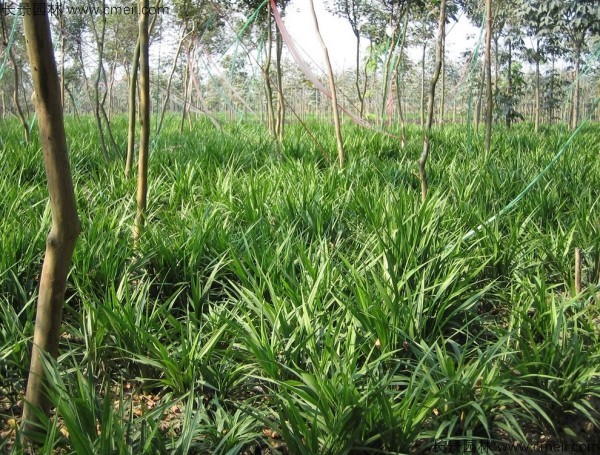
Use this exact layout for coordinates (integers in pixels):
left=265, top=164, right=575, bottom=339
left=484, top=0, right=493, bottom=153
left=126, top=0, right=161, bottom=174
left=275, top=28, right=285, bottom=144
left=157, top=25, right=187, bottom=136
left=419, top=0, right=446, bottom=202
left=506, top=39, right=512, bottom=128
left=534, top=40, right=540, bottom=133
left=354, top=31, right=365, bottom=118
left=134, top=0, right=150, bottom=244
left=1, top=14, right=30, bottom=142
left=439, top=44, right=445, bottom=124
left=571, top=44, right=581, bottom=130
left=264, top=4, right=276, bottom=137
left=420, top=41, right=427, bottom=128
left=180, top=46, right=191, bottom=133
left=126, top=39, right=140, bottom=177
left=21, top=0, right=81, bottom=433
left=308, top=0, right=344, bottom=168
left=88, top=0, right=110, bottom=160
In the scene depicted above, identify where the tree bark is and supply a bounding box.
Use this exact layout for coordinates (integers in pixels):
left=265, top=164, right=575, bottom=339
left=125, top=39, right=140, bottom=177
left=419, top=0, right=446, bottom=202
left=21, top=0, right=81, bottom=433
left=134, top=0, right=150, bottom=244
left=484, top=0, right=493, bottom=153
left=308, top=0, right=344, bottom=168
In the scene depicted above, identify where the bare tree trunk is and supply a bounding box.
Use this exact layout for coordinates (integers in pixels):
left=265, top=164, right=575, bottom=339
left=126, top=0, right=161, bottom=175
left=534, top=40, right=540, bottom=133
left=65, top=86, right=79, bottom=119
left=484, top=0, right=493, bottom=153
left=2, top=14, right=30, bottom=142
left=264, top=6, right=276, bottom=137
left=88, top=0, right=110, bottom=160
left=419, top=0, right=445, bottom=202
left=506, top=39, right=512, bottom=128
left=10, top=50, right=30, bottom=142
left=134, top=0, right=150, bottom=244
left=157, top=25, right=188, bottom=136
left=126, top=39, right=140, bottom=177
left=354, top=31, right=364, bottom=117
left=180, top=46, right=191, bottom=133
left=308, top=0, right=344, bottom=168
left=420, top=41, right=426, bottom=128
left=571, top=44, right=581, bottom=130
left=439, top=44, right=445, bottom=123
left=275, top=28, right=285, bottom=144
left=21, top=0, right=81, bottom=433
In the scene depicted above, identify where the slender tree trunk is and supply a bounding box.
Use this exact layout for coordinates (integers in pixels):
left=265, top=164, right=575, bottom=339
left=381, top=33, right=398, bottom=124
left=361, top=43, right=373, bottom=118
left=2, top=14, right=30, bottom=141
left=126, top=0, right=161, bottom=174
left=264, top=7, right=276, bottom=138
left=65, top=86, right=79, bottom=119
left=396, top=71, right=406, bottom=148
left=107, top=58, right=117, bottom=122
left=484, top=0, right=493, bottom=153
left=275, top=28, right=285, bottom=144
left=10, top=49, right=30, bottom=142
left=571, top=44, right=581, bottom=130
left=308, top=0, right=344, bottom=168
left=439, top=44, right=445, bottom=123
left=420, top=41, right=426, bottom=128
left=126, top=39, right=140, bottom=177
left=354, top=31, right=364, bottom=118
left=534, top=40, right=540, bottom=133
left=419, top=0, right=445, bottom=202
left=134, top=0, right=150, bottom=244
left=87, top=0, right=110, bottom=160
left=180, top=46, right=191, bottom=133
left=393, top=14, right=409, bottom=146
left=21, top=0, right=81, bottom=433
left=506, top=39, right=512, bottom=128
left=157, top=25, right=187, bottom=136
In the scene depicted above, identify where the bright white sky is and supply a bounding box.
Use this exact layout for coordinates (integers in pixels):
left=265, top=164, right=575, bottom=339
left=284, top=0, right=481, bottom=70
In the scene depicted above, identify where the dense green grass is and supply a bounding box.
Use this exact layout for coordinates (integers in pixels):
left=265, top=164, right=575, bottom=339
left=1, top=116, right=599, bottom=454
